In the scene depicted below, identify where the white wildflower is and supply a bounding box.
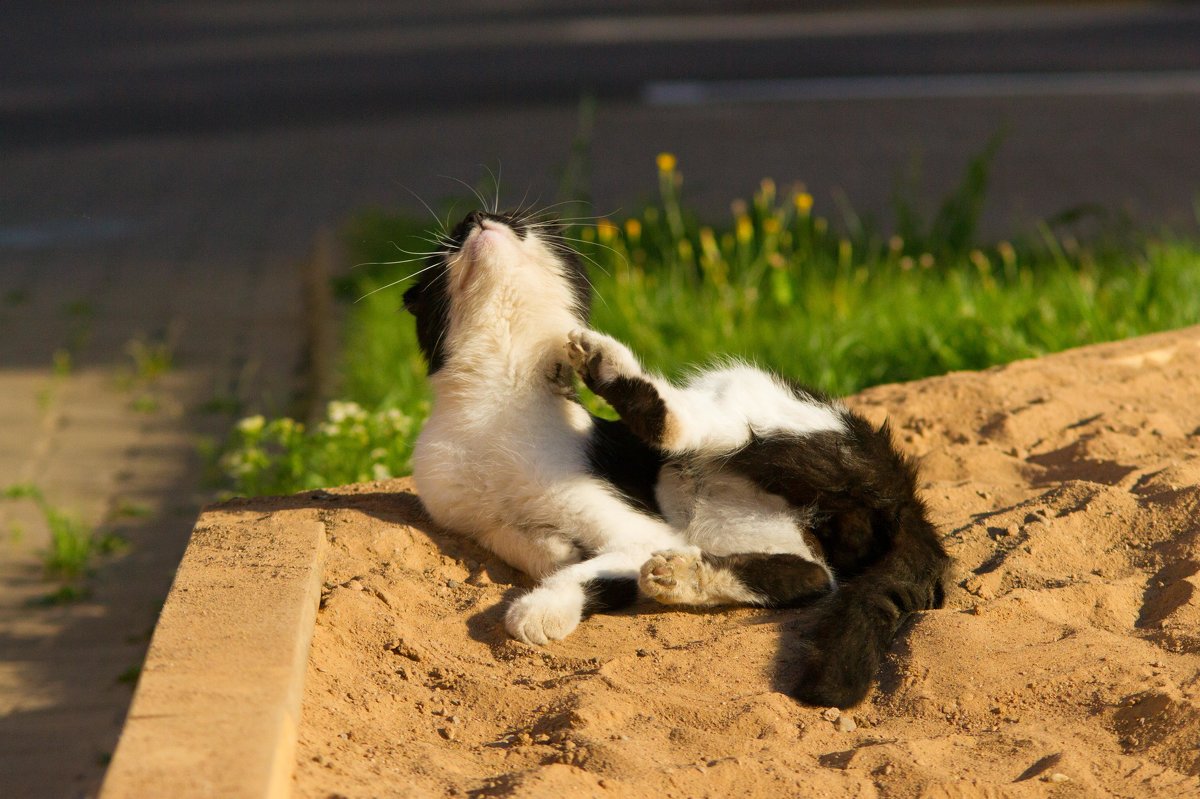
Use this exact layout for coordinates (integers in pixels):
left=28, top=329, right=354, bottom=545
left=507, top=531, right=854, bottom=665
left=236, top=415, right=265, bottom=435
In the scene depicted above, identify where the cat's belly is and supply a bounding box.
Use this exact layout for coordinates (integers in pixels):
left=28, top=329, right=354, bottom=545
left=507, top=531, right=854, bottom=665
left=411, top=408, right=591, bottom=536
left=657, top=466, right=819, bottom=559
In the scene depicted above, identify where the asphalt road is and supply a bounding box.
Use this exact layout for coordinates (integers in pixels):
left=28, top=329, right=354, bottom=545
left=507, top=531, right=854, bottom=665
left=3, top=2, right=1200, bottom=235
left=6, top=2, right=1200, bottom=143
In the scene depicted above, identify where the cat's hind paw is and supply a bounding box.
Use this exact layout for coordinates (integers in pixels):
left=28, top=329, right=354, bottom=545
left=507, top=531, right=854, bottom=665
left=640, top=549, right=763, bottom=607
left=566, top=328, right=641, bottom=389
left=504, top=586, right=585, bottom=645
left=640, top=549, right=712, bottom=606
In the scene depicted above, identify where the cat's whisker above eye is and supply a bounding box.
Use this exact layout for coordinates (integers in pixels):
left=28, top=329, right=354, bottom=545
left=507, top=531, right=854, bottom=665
left=515, top=184, right=533, bottom=220
left=400, top=184, right=449, bottom=235
left=441, top=175, right=492, bottom=216
left=483, top=162, right=502, bottom=214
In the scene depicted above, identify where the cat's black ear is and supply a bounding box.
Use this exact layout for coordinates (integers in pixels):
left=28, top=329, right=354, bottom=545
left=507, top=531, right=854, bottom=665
left=402, top=283, right=423, bottom=314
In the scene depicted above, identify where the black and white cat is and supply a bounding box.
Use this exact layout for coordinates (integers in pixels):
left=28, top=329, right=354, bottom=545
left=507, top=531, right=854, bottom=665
left=403, top=209, right=948, bottom=708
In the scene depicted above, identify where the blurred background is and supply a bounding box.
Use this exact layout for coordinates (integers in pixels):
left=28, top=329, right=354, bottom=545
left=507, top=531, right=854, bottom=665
left=3, top=2, right=1200, bottom=796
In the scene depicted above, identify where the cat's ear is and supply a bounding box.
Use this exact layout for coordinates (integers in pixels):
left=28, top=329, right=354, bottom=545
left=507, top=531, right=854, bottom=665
left=402, top=283, right=423, bottom=314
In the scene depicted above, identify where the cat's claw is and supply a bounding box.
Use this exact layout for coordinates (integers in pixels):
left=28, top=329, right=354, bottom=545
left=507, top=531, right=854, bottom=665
left=564, top=328, right=593, bottom=374
left=504, top=587, right=584, bottom=645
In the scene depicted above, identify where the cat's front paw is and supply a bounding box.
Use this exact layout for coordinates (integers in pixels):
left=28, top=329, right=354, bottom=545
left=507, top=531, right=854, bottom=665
left=639, top=549, right=709, bottom=606
left=566, top=328, right=641, bottom=389
left=504, top=586, right=585, bottom=645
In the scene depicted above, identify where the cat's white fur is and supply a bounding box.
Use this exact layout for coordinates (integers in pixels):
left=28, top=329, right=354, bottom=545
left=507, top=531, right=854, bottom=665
left=412, top=219, right=839, bottom=644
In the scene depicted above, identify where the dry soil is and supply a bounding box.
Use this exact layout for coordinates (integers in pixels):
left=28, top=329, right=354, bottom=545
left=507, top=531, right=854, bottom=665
left=292, top=328, right=1200, bottom=798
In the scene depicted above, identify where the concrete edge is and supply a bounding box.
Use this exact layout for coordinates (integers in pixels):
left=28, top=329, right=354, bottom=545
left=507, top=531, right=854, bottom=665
left=99, top=504, right=327, bottom=799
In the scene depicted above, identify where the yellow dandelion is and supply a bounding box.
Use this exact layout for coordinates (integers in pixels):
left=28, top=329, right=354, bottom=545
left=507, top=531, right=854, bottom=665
left=596, top=219, right=618, bottom=241
left=656, top=152, right=677, bottom=173
left=624, top=218, right=642, bottom=239
left=793, top=192, right=814, bottom=216
left=838, top=239, right=853, bottom=266
left=969, top=249, right=990, bottom=272
left=997, top=241, right=1017, bottom=267
left=735, top=215, right=754, bottom=244
left=762, top=216, right=781, bottom=234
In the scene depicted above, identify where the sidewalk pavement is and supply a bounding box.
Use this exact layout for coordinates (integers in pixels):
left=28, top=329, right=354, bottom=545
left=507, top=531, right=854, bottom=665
left=0, top=130, right=322, bottom=797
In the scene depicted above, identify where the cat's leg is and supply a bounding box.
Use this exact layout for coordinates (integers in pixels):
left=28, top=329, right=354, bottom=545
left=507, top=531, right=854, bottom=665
left=504, top=484, right=685, bottom=645
left=640, top=550, right=833, bottom=609
left=566, top=328, right=671, bottom=447
left=567, top=328, right=843, bottom=455
left=505, top=549, right=647, bottom=644
left=477, top=524, right=584, bottom=580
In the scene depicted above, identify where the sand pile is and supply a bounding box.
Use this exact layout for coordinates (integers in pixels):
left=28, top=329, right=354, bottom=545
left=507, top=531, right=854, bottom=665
left=292, top=328, right=1200, bottom=798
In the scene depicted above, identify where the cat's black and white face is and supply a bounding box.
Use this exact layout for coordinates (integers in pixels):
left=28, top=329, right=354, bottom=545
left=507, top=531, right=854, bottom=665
left=403, top=211, right=591, bottom=374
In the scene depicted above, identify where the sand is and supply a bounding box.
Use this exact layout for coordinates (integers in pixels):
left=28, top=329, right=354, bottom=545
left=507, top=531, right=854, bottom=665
left=292, top=327, right=1200, bottom=798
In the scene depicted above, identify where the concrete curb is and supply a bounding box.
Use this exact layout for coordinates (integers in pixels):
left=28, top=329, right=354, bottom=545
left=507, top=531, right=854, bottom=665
left=100, top=504, right=327, bottom=799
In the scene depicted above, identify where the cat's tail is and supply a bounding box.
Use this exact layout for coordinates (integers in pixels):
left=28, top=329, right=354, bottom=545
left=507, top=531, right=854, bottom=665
left=790, top=505, right=949, bottom=709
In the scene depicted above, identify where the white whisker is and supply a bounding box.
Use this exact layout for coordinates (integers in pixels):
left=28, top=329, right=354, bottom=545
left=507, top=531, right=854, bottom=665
left=441, top=175, right=490, bottom=214
left=483, top=162, right=502, bottom=214
left=546, top=234, right=629, bottom=267
left=354, top=262, right=445, bottom=302
left=399, top=184, right=448, bottom=235
left=389, top=246, right=449, bottom=257
left=352, top=254, right=435, bottom=270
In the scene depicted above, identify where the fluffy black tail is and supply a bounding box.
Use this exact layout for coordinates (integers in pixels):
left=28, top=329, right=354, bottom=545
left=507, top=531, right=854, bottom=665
left=790, top=507, right=949, bottom=709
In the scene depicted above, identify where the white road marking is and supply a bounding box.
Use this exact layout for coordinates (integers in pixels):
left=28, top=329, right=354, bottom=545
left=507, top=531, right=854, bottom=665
left=644, top=70, right=1200, bottom=106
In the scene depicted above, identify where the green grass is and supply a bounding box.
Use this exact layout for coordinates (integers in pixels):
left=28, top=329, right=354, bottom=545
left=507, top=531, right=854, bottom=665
left=217, top=405, right=420, bottom=498
left=3, top=483, right=126, bottom=599
left=217, top=153, right=1200, bottom=497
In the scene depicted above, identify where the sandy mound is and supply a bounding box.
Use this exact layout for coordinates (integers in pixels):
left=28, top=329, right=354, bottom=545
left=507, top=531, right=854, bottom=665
left=292, top=328, right=1200, bottom=798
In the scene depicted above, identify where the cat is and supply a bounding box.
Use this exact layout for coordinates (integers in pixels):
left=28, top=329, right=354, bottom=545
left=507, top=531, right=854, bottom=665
left=402, top=208, right=949, bottom=708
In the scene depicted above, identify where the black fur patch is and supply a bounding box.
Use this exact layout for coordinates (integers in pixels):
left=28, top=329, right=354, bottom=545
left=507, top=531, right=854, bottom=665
left=724, top=410, right=928, bottom=580
left=586, top=417, right=664, bottom=515
left=715, top=388, right=949, bottom=708
left=543, top=225, right=592, bottom=323
left=591, top=376, right=669, bottom=448
left=703, top=552, right=833, bottom=608
left=581, top=576, right=639, bottom=616
left=403, top=262, right=452, bottom=374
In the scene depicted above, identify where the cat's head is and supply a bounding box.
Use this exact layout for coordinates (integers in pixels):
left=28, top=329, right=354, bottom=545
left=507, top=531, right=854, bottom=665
left=403, top=210, right=591, bottom=374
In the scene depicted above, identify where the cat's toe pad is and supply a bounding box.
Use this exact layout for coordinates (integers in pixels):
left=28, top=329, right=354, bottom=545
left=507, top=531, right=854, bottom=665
left=504, top=587, right=584, bottom=645
left=640, top=550, right=705, bottom=604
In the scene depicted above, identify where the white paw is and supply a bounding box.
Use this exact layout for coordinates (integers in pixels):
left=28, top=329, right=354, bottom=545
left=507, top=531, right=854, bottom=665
left=565, top=328, right=640, bottom=386
left=504, top=586, right=585, bottom=645
left=639, top=549, right=707, bottom=605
